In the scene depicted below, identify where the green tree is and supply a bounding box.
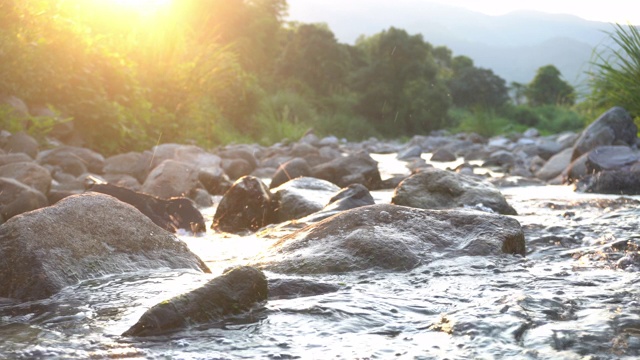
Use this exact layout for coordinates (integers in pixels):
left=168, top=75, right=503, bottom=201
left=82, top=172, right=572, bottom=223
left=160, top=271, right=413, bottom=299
left=527, top=65, right=576, bottom=106
left=275, top=23, right=351, bottom=96
left=351, top=27, right=450, bottom=136
left=447, top=66, right=509, bottom=109
left=509, top=81, right=528, bottom=105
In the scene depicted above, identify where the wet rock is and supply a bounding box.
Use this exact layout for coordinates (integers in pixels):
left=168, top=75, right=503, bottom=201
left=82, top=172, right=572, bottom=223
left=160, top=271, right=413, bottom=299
left=122, top=266, right=267, bottom=337
left=303, top=183, right=376, bottom=222
left=270, top=158, right=312, bottom=189
left=38, top=146, right=105, bottom=174
left=311, top=151, right=381, bottom=190
left=212, top=176, right=274, bottom=233
left=89, top=183, right=206, bottom=234
left=565, top=152, right=589, bottom=184
left=572, top=107, right=637, bottom=161
left=0, top=161, right=52, bottom=195
left=0, top=177, right=48, bottom=223
left=198, top=167, right=231, bottom=195
left=2, top=132, right=38, bottom=159
left=392, top=168, right=517, bottom=215
left=535, top=147, right=573, bottom=181
left=141, top=159, right=200, bottom=199
left=430, top=148, right=457, bottom=162
left=268, top=278, right=340, bottom=300
left=585, top=145, right=638, bottom=173
left=271, top=177, right=340, bottom=223
left=576, top=169, right=640, bottom=195
left=0, top=193, right=210, bottom=301
left=253, top=204, right=525, bottom=274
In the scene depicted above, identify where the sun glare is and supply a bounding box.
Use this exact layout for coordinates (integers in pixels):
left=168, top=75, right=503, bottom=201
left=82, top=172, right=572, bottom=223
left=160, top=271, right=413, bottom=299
left=110, top=0, right=173, bottom=15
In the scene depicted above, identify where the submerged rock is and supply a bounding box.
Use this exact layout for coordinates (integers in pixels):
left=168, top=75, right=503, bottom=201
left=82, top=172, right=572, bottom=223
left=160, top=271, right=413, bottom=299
left=0, top=193, right=210, bottom=301
left=212, top=176, right=274, bottom=233
left=122, top=266, right=267, bottom=337
left=253, top=204, right=525, bottom=274
left=268, top=278, right=340, bottom=300
left=392, top=168, right=517, bottom=215
left=89, top=183, right=206, bottom=234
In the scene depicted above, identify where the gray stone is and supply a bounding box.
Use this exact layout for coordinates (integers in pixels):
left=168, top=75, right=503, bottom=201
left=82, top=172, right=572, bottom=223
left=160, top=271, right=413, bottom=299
left=0, top=193, right=210, bottom=301
left=142, top=159, right=200, bottom=199
left=311, top=151, right=381, bottom=190
left=0, top=153, right=33, bottom=167
left=302, top=183, right=375, bottom=222
left=585, top=146, right=639, bottom=172
left=270, top=157, right=312, bottom=189
left=0, top=177, right=48, bottom=223
left=392, top=168, right=517, bottom=215
left=0, top=161, right=52, bottom=195
left=253, top=204, right=525, bottom=274
left=397, top=145, right=423, bottom=160
left=430, top=148, right=457, bottom=162
left=271, top=177, right=340, bottom=222
left=572, top=107, right=637, bottom=161
left=2, top=132, right=38, bottom=159
left=535, top=147, right=573, bottom=181
left=38, top=146, right=105, bottom=174
left=104, top=152, right=153, bottom=183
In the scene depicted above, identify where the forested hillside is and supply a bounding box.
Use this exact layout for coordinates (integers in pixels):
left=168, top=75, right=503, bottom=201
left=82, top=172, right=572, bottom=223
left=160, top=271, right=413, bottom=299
left=0, top=0, right=631, bottom=155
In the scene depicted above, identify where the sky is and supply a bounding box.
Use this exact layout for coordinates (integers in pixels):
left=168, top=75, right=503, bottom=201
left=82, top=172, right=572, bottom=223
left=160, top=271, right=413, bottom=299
left=428, top=0, right=640, bottom=24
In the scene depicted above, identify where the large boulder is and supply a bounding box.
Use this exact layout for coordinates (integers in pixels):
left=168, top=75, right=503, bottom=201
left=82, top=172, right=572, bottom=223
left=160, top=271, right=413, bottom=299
left=572, top=107, right=637, bottom=161
left=585, top=146, right=639, bottom=173
left=577, top=169, right=640, bottom=195
left=0, top=153, right=33, bottom=167
left=38, top=146, right=105, bottom=174
left=0, top=193, right=210, bottom=301
left=392, top=168, right=517, bottom=215
left=0, top=177, right=48, bottom=223
left=122, top=266, right=267, bottom=337
left=271, top=177, right=340, bottom=223
left=141, top=159, right=200, bottom=199
left=269, top=157, right=312, bottom=189
left=311, top=151, right=382, bottom=190
left=89, top=183, right=206, bottom=234
left=212, top=176, right=274, bottom=233
left=253, top=204, right=525, bottom=274
left=0, top=161, right=52, bottom=195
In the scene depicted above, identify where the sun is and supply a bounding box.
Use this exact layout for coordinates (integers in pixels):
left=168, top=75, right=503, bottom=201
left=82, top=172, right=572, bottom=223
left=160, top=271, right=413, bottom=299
left=109, top=0, right=173, bottom=15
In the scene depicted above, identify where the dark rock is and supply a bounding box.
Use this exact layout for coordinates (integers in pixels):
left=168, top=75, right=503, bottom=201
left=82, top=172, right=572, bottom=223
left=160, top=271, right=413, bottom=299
left=222, top=158, right=253, bottom=180
left=271, top=177, right=340, bottom=223
left=0, top=193, right=210, bottom=301
left=311, top=151, right=381, bottom=190
left=304, top=183, right=375, bottom=222
left=585, top=146, right=639, bottom=173
left=397, top=145, right=423, bottom=160
left=50, top=157, right=88, bottom=177
left=0, top=177, right=48, bottom=223
left=219, top=147, right=259, bottom=171
left=0, top=161, right=52, bottom=195
left=430, top=148, right=457, bottom=162
left=577, top=169, right=640, bottom=195
left=122, top=266, right=267, bottom=337
left=572, top=107, right=637, bottom=161
left=392, top=168, right=517, bottom=215
left=268, top=278, right=340, bottom=300
left=270, top=158, right=312, bottom=189
left=483, top=150, right=516, bottom=168
left=90, top=183, right=205, bottom=234
left=190, top=188, right=214, bottom=208
left=379, top=174, right=408, bottom=190
left=253, top=204, right=525, bottom=274
left=141, top=159, right=200, bottom=199
left=212, top=176, right=274, bottom=233
left=2, top=132, right=38, bottom=159
left=537, top=139, right=565, bottom=160
left=38, top=146, right=105, bottom=174
left=565, top=152, right=590, bottom=184
left=198, top=167, right=231, bottom=195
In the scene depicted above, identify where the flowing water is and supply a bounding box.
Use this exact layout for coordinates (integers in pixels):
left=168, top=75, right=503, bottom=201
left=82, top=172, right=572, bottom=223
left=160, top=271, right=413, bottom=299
left=2, top=155, right=640, bottom=359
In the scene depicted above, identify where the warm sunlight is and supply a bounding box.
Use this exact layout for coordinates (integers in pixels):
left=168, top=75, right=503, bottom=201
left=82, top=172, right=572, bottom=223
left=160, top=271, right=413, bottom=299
left=110, top=0, right=173, bottom=16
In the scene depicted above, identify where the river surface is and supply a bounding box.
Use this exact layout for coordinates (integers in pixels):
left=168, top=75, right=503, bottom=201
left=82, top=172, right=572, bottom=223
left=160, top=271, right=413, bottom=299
left=2, top=154, right=640, bottom=359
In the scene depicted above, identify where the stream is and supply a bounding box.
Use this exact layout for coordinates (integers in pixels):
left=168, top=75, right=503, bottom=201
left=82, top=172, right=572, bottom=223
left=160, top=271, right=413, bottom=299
left=1, top=153, right=640, bottom=359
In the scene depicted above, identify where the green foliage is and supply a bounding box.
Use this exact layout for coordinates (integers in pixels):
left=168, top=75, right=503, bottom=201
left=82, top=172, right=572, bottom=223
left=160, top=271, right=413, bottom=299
left=587, top=24, right=640, bottom=120
left=527, top=65, right=576, bottom=106
left=447, top=66, right=509, bottom=109
left=351, top=27, right=450, bottom=137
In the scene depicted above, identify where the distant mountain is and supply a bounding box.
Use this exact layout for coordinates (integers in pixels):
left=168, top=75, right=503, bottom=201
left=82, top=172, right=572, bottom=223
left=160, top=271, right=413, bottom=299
left=286, top=0, right=617, bottom=88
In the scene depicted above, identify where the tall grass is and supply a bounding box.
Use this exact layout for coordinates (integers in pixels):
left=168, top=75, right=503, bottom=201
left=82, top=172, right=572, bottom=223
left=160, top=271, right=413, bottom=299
left=588, top=24, right=640, bottom=120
